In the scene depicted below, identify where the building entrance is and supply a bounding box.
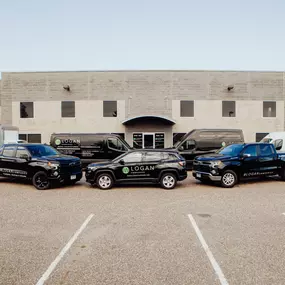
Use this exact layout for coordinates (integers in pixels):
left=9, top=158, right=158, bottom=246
left=133, top=132, right=165, bottom=149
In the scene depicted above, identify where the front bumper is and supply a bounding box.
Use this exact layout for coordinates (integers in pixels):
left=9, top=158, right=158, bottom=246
left=192, top=170, right=221, bottom=181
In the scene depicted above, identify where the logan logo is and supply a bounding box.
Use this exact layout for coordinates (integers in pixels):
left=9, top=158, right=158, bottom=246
left=122, top=167, right=130, bottom=174
left=130, top=166, right=155, bottom=171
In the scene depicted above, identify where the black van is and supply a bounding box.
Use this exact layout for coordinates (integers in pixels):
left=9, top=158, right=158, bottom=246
left=50, top=133, right=131, bottom=168
left=172, top=129, right=244, bottom=169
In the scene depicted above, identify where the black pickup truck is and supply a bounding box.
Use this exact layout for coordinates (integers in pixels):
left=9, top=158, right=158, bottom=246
left=192, top=142, right=285, bottom=188
left=0, top=143, right=82, bottom=190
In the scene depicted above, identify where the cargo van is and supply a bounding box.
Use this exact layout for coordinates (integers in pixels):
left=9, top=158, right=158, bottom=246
left=172, top=129, right=244, bottom=169
left=260, top=132, right=285, bottom=152
left=50, top=133, right=131, bottom=167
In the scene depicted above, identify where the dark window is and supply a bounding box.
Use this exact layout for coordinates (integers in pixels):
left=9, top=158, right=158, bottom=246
left=61, top=101, right=75, bottom=117
left=256, top=133, right=269, bottom=142
left=243, top=145, right=257, bottom=157
left=259, top=144, right=274, bottom=156
left=133, top=133, right=143, bottom=149
left=20, top=102, right=34, bottom=118
left=180, top=101, right=194, bottom=117
left=222, top=101, right=236, bottom=117
left=16, top=147, right=30, bottom=158
left=143, top=152, right=162, bottom=162
left=112, top=133, right=125, bottom=140
left=273, top=139, right=283, bottom=151
left=103, top=101, right=117, bottom=117
left=180, top=139, right=196, bottom=151
left=19, top=134, right=27, bottom=141
left=263, top=101, right=276, bottom=117
left=155, top=133, right=164, bottom=148
left=28, top=134, right=41, bottom=143
left=173, top=133, right=186, bottom=144
left=3, top=146, right=16, bottom=157
left=108, top=138, right=127, bottom=151
left=123, top=152, right=143, bottom=163
left=26, top=145, right=59, bottom=157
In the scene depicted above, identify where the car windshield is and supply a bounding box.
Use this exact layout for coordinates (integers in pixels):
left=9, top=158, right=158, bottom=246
left=260, top=137, right=272, bottom=143
left=26, top=145, right=60, bottom=157
left=217, top=144, right=244, bottom=156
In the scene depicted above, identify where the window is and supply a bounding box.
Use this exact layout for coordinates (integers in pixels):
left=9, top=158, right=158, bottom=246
left=19, top=134, right=27, bottom=141
left=173, top=133, right=186, bottom=144
left=155, top=133, right=164, bottom=148
left=222, top=101, right=236, bottom=117
left=144, top=152, right=162, bottom=162
left=263, top=101, right=276, bottom=117
left=3, top=146, right=16, bottom=157
left=112, top=133, right=125, bottom=140
left=133, top=133, right=143, bottom=149
left=259, top=144, right=274, bottom=156
left=180, top=139, right=196, bottom=151
left=242, top=145, right=257, bottom=157
left=256, top=133, right=269, bottom=142
left=20, top=134, right=41, bottom=143
left=20, top=102, right=34, bottom=118
left=26, top=145, right=59, bottom=157
left=108, top=138, right=127, bottom=151
left=16, top=147, right=30, bottom=158
left=103, top=101, right=117, bottom=117
left=122, top=152, right=143, bottom=163
left=61, top=101, right=75, bottom=117
left=180, top=101, right=194, bottom=117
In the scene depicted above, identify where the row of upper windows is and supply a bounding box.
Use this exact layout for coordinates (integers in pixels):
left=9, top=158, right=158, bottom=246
left=20, top=101, right=118, bottom=118
left=19, top=100, right=278, bottom=119
left=180, top=100, right=277, bottom=117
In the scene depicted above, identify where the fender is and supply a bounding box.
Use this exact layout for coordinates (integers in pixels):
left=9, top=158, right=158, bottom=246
left=158, top=169, right=179, bottom=180
left=94, top=169, right=116, bottom=181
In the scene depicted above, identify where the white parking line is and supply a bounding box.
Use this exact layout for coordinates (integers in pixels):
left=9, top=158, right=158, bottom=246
left=36, top=214, right=94, bottom=285
left=188, top=214, right=229, bottom=285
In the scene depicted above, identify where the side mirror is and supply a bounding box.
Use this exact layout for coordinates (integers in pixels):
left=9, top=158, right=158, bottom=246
left=240, top=153, right=251, bottom=159
left=119, top=159, right=125, bottom=165
left=20, top=154, right=30, bottom=161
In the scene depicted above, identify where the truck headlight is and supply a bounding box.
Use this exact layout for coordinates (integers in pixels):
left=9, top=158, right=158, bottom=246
left=210, top=161, right=223, bottom=168
left=87, top=165, right=98, bottom=171
left=47, top=162, right=60, bottom=169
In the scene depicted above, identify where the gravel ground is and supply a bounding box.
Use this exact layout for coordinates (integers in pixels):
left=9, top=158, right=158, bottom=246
left=1, top=173, right=285, bottom=285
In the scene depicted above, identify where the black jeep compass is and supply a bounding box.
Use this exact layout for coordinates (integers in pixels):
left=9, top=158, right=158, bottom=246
left=85, top=149, right=187, bottom=190
left=0, top=143, right=82, bottom=190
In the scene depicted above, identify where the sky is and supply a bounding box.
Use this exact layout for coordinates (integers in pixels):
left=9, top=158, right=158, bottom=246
left=0, top=0, right=285, bottom=75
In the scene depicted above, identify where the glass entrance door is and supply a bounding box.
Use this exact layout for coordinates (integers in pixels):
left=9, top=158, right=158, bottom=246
left=143, top=133, right=155, bottom=149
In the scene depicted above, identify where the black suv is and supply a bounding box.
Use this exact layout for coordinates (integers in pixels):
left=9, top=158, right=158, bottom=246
left=85, top=149, right=187, bottom=190
left=0, top=143, right=82, bottom=190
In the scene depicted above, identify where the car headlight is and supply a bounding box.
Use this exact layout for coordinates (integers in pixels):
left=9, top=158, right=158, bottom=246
left=87, top=165, right=98, bottom=171
left=210, top=161, right=223, bottom=168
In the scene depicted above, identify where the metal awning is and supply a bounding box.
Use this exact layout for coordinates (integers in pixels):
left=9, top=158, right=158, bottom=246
left=122, top=115, right=176, bottom=125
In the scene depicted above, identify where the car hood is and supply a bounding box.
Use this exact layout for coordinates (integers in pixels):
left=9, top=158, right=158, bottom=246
left=195, top=153, right=236, bottom=161
left=33, top=155, right=80, bottom=164
left=87, top=161, right=113, bottom=168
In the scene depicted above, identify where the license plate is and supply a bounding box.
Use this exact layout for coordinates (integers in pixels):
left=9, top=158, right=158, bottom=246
left=196, top=173, right=201, bottom=178
left=70, top=175, right=76, bottom=180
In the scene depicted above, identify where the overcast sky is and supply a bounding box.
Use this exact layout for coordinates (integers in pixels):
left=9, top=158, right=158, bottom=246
left=0, top=0, right=285, bottom=75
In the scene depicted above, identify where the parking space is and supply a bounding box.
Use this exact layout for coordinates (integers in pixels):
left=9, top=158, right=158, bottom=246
left=1, top=174, right=285, bottom=284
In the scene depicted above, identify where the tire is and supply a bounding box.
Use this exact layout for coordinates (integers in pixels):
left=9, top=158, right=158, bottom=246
left=96, top=173, right=114, bottom=190
left=220, top=170, right=237, bottom=188
left=160, top=173, right=177, bottom=190
left=32, top=171, right=51, bottom=190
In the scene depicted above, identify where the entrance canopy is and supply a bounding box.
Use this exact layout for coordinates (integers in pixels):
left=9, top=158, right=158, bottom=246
left=122, top=115, right=176, bottom=126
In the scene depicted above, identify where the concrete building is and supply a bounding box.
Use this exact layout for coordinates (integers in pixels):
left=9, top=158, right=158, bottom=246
left=0, top=70, right=284, bottom=148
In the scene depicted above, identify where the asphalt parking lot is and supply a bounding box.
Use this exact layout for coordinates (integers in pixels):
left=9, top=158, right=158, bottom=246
left=1, top=173, right=285, bottom=285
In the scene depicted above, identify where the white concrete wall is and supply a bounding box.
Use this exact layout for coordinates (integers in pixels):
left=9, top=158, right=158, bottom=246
left=12, top=100, right=126, bottom=143
left=172, top=100, right=284, bottom=142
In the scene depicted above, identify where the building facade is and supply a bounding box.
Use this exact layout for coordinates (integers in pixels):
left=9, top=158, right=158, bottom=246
left=0, top=70, right=284, bottom=148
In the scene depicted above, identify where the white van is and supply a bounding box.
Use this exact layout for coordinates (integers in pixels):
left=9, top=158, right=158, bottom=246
left=260, top=132, right=285, bottom=152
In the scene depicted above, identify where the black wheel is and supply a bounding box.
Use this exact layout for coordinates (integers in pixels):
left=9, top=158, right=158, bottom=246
left=32, top=171, right=51, bottom=190
left=220, top=170, right=237, bottom=188
left=160, top=173, right=177, bottom=189
left=96, top=173, right=114, bottom=190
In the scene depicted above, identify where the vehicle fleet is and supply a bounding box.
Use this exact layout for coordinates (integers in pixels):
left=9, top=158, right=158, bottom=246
left=1, top=128, right=285, bottom=190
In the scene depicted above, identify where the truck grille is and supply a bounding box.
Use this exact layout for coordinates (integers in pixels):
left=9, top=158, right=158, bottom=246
left=60, top=161, right=81, bottom=175
left=193, top=160, right=211, bottom=173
